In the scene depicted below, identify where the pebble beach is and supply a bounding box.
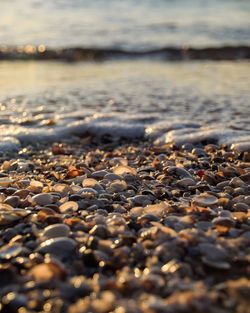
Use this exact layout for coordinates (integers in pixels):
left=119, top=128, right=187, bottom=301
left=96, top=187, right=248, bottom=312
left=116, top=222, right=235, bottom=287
left=0, top=138, right=249, bottom=313
left=1, top=0, right=250, bottom=312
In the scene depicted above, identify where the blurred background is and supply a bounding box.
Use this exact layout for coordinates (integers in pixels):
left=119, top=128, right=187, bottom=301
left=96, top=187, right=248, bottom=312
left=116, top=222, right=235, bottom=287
left=1, top=0, right=250, bottom=49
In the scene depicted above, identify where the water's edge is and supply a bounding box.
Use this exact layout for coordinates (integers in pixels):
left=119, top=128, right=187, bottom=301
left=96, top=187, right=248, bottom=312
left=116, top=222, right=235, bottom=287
left=1, top=45, right=250, bottom=62
left=1, top=115, right=250, bottom=154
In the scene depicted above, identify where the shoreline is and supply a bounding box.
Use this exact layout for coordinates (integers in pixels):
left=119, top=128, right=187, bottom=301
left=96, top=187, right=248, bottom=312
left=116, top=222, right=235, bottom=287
left=1, top=45, right=250, bottom=62
left=0, top=138, right=249, bottom=312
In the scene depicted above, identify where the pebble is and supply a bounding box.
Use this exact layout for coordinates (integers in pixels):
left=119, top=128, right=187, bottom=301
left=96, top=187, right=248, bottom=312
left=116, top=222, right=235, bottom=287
left=42, top=224, right=70, bottom=238
left=202, top=257, right=231, bottom=270
left=108, top=180, right=127, bottom=193
left=32, top=193, right=53, bottom=206
left=92, top=170, right=108, bottom=179
left=167, top=166, right=193, bottom=179
left=29, top=180, right=44, bottom=193
left=13, top=189, right=30, bottom=198
left=80, top=188, right=98, bottom=197
left=82, top=178, right=103, bottom=192
left=229, top=177, right=245, bottom=188
left=4, top=195, right=20, bottom=207
left=53, top=184, right=71, bottom=196
left=212, top=217, right=235, bottom=233
left=198, top=243, right=228, bottom=262
left=59, top=201, right=78, bottom=213
left=113, top=165, right=137, bottom=176
left=0, top=203, right=14, bottom=211
left=0, top=244, right=23, bottom=260
left=29, top=260, right=66, bottom=282
left=0, top=178, right=14, bottom=187
left=193, top=193, right=218, bottom=207
left=129, top=195, right=152, bottom=206
left=104, top=173, right=123, bottom=181
left=192, top=148, right=207, bottom=157
left=177, top=178, right=196, bottom=188
left=89, top=224, right=108, bottom=238
left=37, top=237, right=77, bottom=259
left=232, top=202, right=249, bottom=212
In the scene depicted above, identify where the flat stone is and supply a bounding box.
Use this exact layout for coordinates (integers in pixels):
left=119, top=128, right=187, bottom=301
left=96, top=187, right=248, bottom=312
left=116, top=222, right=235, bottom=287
left=0, top=178, right=14, bottom=187
left=32, top=193, right=53, bottom=206
left=0, top=244, right=23, bottom=260
left=193, top=193, right=218, bottom=207
left=4, top=196, right=20, bottom=207
left=129, top=195, right=151, bottom=206
left=177, top=178, right=196, bottom=188
left=113, top=165, right=137, bottom=176
left=37, top=237, right=77, bottom=259
left=108, top=180, right=127, bottom=192
left=104, top=173, right=123, bottom=181
left=92, top=170, right=108, bottom=179
left=202, top=256, right=231, bottom=270
left=59, top=201, right=78, bottom=213
left=42, top=224, right=70, bottom=239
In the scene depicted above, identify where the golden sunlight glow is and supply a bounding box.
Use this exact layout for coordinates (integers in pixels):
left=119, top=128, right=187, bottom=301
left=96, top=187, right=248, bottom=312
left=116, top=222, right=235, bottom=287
left=38, top=44, right=46, bottom=53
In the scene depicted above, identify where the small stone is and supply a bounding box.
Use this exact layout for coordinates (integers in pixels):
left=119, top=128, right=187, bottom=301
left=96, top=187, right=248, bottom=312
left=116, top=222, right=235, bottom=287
left=89, top=225, right=108, bottom=238
left=212, top=217, right=235, bottom=233
left=29, top=260, right=66, bottom=282
left=129, top=195, right=151, bottom=206
left=0, top=203, right=14, bottom=211
left=104, top=173, right=123, bottom=181
left=232, top=212, right=247, bottom=223
left=82, top=178, right=104, bottom=192
left=232, top=202, right=249, bottom=212
left=108, top=180, right=127, bottom=193
left=167, top=166, right=194, bottom=179
left=29, top=180, right=44, bottom=193
left=42, top=224, right=70, bottom=238
left=13, top=189, right=30, bottom=199
left=138, top=213, right=160, bottom=223
left=59, top=201, right=78, bottom=213
left=0, top=212, right=21, bottom=225
left=202, top=256, right=231, bottom=270
left=177, top=178, right=196, bottom=188
left=32, top=193, right=53, bottom=206
left=0, top=178, right=14, bottom=187
left=193, top=193, right=218, bottom=207
left=37, top=237, right=77, bottom=259
left=192, top=148, right=207, bottom=157
left=80, top=188, right=98, bottom=197
left=0, top=244, right=23, bottom=260
left=92, top=170, right=108, bottom=179
left=229, top=177, right=245, bottom=188
left=113, top=165, right=137, bottom=176
left=53, top=184, right=71, bottom=196
left=4, top=196, right=20, bottom=207
left=198, top=243, right=228, bottom=261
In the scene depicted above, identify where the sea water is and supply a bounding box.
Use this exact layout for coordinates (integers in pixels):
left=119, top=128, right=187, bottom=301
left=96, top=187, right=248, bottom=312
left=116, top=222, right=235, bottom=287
left=0, top=1, right=249, bottom=151
left=1, top=0, right=250, bottom=49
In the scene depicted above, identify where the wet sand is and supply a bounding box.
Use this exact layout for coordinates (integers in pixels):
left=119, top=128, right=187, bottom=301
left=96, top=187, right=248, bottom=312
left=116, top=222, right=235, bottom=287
left=0, top=138, right=249, bottom=313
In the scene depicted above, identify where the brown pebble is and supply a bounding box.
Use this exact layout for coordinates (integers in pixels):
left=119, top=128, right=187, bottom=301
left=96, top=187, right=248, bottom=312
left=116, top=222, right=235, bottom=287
left=212, top=217, right=235, bottom=233
left=59, top=201, right=78, bottom=214
left=29, top=260, right=66, bottom=282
